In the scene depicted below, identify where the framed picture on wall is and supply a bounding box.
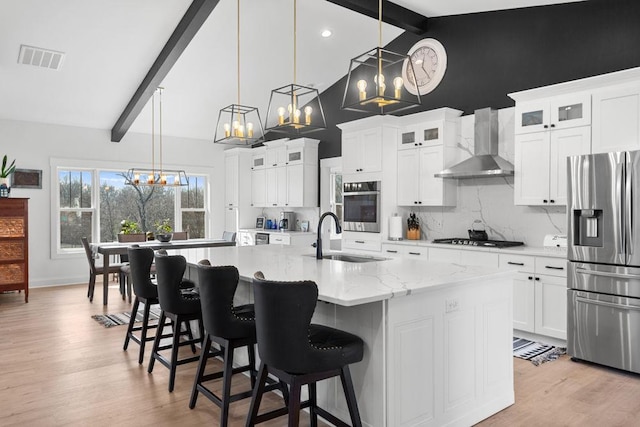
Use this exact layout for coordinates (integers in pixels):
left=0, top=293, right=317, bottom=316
left=11, top=169, right=42, bottom=189
left=256, top=216, right=265, bottom=229
left=301, top=221, right=309, bottom=232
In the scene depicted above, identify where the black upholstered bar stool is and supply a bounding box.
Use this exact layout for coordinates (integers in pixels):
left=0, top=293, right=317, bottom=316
left=190, top=261, right=284, bottom=426
left=148, top=253, right=203, bottom=392
left=247, top=272, right=364, bottom=427
left=122, top=246, right=170, bottom=364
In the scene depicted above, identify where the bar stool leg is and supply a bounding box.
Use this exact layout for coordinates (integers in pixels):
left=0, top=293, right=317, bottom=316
left=248, top=343, right=257, bottom=388
left=147, top=311, right=166, bottom=373
left=340, top=366, right=362, bottom=427
left=220, top=343, right=235, bottom=427
left=288, top=378, right=302, bottom=427
left=168, top=318, right=182, bottom=392
left=189, top=334, right=212, bottom=409
left=123, top=297, right=140, bottom=351
left=246, top=362, right=269, bottom=427
left=138, top=301, right=152, bottom=364
left=308, top=382, right=318, bottom=427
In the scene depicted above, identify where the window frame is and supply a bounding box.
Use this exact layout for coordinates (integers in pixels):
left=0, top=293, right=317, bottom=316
left=50, top=158, right=211, bottom=259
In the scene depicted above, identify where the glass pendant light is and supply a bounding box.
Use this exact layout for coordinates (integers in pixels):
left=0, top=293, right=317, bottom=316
left=214, top=0, right=264, bottom=146
left=265, top=0, right=326, bottom=134
left=126, top=87, right=188, bottom=187
left=341, top=0, right=421, bottom=114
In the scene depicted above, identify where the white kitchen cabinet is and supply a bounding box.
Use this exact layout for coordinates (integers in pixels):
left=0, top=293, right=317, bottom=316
left=265, top=140, right=288, bottom=167
left=397, top=120, right=443, bottom=150
left=251, top=168, right=266, bottom=207
left=341, top=127, right=383, bottom=174
left=224, top=154, right=239, bottom=207
left=260, top=138, right=319, bottom=208
left=514, top=125, right=591, bottom=206
left=499, top=254, right=567, bottom=339
left=225, top=147, right=254, bottom=210
left=342, top=231, right=382, bottom=253
left=224, top=207, right=238, bottom=235
left=380, top=242, right=428, bottom=260
left=268, top=233, right=290, bottom=245
left=514, top=92, right=591, bottom=134
left=396, top=110, right=460, bottom=207
left=237, top=230, right=255, bottom=246
left=592, top=83, right=640, bottom=153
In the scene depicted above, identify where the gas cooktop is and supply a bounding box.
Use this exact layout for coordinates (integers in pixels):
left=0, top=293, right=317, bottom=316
left=432, top=238, right=524, bottom=248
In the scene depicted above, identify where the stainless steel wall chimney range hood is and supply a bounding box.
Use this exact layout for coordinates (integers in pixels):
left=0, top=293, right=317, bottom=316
left=434, top=108, right=514, bottom=179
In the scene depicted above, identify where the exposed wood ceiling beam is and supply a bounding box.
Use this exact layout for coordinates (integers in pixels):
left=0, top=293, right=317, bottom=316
left=325, top=0, right=428, bottom=34
left=111, top=0, right=220, bottom=142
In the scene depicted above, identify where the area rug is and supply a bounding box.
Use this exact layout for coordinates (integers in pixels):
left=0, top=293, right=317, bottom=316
left=513, top=337, right=566, bottom=366
left=92, top=305, right=162, bottom=328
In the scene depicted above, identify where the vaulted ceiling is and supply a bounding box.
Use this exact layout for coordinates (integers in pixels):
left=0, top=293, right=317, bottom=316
left=0, top=0, right=584, bottom=142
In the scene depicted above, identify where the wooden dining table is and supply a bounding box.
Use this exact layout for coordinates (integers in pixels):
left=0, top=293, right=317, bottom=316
left=91, top=238, right=236, bottom=305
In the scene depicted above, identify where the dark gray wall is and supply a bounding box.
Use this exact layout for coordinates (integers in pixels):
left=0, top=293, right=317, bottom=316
left=291, top=0, right=640, bottom=160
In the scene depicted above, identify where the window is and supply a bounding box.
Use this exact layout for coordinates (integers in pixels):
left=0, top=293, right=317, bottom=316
left=54, top=161, right=209, bottom=255
left=181, top=176, right=206, bottom=238
left=59, top=170, right=94, bottom=250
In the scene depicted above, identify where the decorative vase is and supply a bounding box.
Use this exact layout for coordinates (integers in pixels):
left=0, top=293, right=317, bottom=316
left=0, top=178, right=10, bottom=198
left=407, top=227, right=420, bottom=240
left=156, top=233, right=173, bottom=243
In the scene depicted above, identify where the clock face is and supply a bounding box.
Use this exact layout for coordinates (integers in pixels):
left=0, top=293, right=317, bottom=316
left=403, top=38, right=447, bottom=96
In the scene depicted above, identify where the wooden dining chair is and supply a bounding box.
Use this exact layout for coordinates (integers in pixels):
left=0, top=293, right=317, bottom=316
left=81, top=237, right=126, bottom=303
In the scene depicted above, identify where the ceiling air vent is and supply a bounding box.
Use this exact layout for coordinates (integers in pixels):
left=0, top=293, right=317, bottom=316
left=18, top=45, right=65, bottom=71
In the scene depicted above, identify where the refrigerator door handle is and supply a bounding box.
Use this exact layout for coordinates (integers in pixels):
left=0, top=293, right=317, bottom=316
left=617, top=161, right=626, bottom=257
left=576, top=295, right=640, bottom=312
left=576, top=266, right=640, bottom=280
left=626, top=155, right=633, bottom=260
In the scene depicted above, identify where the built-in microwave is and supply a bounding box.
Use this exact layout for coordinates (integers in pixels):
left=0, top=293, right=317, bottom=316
left=343, top=181, right=381, bottom=233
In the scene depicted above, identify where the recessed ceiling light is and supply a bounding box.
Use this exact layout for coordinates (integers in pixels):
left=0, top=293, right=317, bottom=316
left=321, top=29, right=332, bottom=38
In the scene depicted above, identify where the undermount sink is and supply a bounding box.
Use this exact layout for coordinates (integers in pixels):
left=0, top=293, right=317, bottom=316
left=305, top=253, right=389, bottom=263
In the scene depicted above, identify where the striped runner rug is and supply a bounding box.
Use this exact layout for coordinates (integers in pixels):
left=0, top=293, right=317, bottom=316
left=92, top=305, right=162, bottom=328
left=513, top=337, right=566, bottom=366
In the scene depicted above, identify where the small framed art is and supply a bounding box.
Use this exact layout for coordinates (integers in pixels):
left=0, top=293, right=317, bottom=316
left=256, top=216, right=265, bottom=229
left=11, top=169, right=42, bottom=189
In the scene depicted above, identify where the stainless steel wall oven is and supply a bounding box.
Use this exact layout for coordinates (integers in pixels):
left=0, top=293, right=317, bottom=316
left=343, top=181, right=380, bottom=233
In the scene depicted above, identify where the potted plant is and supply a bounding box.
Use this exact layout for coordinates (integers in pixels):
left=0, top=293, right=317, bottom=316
left=0, top=155, right=16, bottom=198
left=155, top=218, right=173, bottom=242
left=407, top=212, right=420, bottom=240
left=118, top=220, right=145, bottom=242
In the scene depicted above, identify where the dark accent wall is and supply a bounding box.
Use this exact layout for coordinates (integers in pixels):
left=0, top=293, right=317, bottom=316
left=292, top=0, right=640, bottom=161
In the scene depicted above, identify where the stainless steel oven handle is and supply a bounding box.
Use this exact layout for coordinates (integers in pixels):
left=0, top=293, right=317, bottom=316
left=344, top=191, right=380, bottom=196
left=576, top=295, right=640, bottom=311
left=576, top=267, right=640, bottom=280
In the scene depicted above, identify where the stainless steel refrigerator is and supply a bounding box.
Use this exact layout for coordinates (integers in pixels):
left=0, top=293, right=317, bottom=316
left=567, top=150, right=640, bottom=374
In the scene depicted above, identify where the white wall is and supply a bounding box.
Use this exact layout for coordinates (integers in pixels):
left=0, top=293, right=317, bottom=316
left=0, top=118, right=226, bottom=287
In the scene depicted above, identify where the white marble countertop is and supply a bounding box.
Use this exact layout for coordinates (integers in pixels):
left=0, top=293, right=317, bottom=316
left=188, top=244, right=513, bottom=307
left=383, top=239, right=567, bottom=258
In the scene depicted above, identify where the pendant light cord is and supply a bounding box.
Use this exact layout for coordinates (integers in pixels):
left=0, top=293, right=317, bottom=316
left=159, top=87, right=163, bottom=176
left=378, top=0, right=382, bottom=76
left=293, top=0, right=297, bottom=85
left=237, top=0, right=240, bottom=105
left=151, top=89, right=155, bottom=175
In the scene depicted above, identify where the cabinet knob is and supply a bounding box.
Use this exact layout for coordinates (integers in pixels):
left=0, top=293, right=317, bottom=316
left=418, top=201, right=422, bottom=204
left=419, top=142, right=423, bottom=146
left=550, top=199, right=555, bottom=203
left=543, top=125, right=549, bottom=129
left=543, top=199, right=548, bottom=203
left=550, top=124, right=556, bottom=128
left=528, top=276, right=533, bottom=280
left=414, top=201, right=418, bottom=204
left=535, top=277, right=540, bottom=281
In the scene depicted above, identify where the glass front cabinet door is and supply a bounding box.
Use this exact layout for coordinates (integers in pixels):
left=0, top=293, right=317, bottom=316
left=515, top=92, right=591, bottom=134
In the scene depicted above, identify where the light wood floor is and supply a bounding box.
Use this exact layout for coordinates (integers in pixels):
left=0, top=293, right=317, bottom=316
left=2, top=284, right=640, bottom=426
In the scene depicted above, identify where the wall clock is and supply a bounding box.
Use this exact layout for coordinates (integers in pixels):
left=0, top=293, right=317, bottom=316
left=402, top=38, right=447, bottom=96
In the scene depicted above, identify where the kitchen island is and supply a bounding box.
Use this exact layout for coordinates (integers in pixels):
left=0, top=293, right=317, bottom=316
left=181, top=244, right=515, bottom=427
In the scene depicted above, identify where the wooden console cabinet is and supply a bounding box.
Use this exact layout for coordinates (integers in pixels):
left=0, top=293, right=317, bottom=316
left=0, top=198, right=29, bottom=302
